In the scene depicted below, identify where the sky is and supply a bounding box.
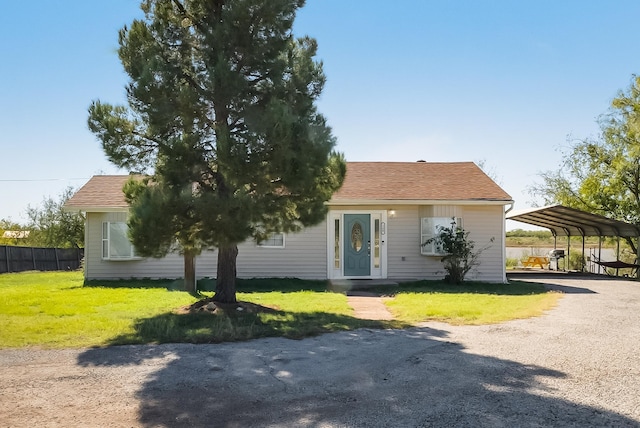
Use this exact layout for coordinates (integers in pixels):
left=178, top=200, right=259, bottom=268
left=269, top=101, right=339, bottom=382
left=2, top=1, right=640, bottom=231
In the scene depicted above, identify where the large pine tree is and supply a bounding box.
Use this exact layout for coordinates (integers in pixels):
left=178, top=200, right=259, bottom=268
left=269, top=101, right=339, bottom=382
left=88, top=0, right=345, bottom=302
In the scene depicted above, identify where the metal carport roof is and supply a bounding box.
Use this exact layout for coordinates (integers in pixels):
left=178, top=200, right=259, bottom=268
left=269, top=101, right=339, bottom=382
left=506, top=204, right=640, bottom=238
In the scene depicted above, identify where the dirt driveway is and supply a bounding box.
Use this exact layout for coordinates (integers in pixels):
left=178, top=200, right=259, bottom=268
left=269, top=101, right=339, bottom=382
left=1, top=275, right=639, bottom=427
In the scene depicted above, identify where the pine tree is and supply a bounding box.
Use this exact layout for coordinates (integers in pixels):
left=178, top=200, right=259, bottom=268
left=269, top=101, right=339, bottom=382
left=88, top=0, right=345, bottom=302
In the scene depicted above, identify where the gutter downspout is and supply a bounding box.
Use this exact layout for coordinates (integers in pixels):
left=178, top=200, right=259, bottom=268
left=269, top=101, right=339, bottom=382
left=504, top=202, right=514, bottom=283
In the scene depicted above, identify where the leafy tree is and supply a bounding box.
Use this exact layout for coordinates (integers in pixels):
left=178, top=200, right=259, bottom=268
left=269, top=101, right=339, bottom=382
left=87, top=0, right=345, bottom=302
left=530, top=75, right=640, bottom=253
left=423, top=219, right=493, bottom=284
left=26, top=187, right=85, bottom=248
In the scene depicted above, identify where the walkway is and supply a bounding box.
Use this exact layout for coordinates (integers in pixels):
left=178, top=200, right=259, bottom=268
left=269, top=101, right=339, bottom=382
left=346, top=291, right=394, bottom=320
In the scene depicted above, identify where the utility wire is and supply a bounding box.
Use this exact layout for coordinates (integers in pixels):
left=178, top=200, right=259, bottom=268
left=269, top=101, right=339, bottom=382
left=0, top=178, right=89, bottom=182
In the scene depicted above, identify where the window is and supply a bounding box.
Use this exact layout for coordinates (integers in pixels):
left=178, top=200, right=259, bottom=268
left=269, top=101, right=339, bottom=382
left=374, top=218, right=380, bottom=268
left=257, top=232, right=285, bottom=248
left=420, top=217, right=462, bottom=256
left=102, top=222, right=137, bottom=260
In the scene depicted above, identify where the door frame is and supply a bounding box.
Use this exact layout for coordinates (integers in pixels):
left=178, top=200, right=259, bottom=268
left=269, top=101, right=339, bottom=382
left=327, top=209, right=388, bottom=280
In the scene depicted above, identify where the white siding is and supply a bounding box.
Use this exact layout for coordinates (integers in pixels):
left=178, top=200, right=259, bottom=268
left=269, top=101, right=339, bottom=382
left=385, top=204, right=505, bottom=283
left=84, top=212, right=216, bottom=280
left=84, top=212, right=326, bottom=280
left=235, top=223, right=326, bottom=279
left=386, top=206, right=448, bottom=280
left=459, top=205, right=506, bottom=283
left=84, top=204, right=506, bottom=283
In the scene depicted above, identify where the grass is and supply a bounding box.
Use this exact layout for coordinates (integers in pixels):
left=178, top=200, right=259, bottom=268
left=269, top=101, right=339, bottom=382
left=380, top=281, right=561, bottom=325
left=0, top=271, right=561, bottom=349
left=0, top=271, right=199, bottom=348
left=0, top=271, right=400, bottom=348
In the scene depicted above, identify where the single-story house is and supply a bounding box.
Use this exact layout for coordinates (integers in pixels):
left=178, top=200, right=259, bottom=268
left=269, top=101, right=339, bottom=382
left=65, top=161, right=513, bottom=283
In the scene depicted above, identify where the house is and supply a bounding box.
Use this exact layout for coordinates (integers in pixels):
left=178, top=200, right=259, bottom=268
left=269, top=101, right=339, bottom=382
left=64, top=161, right=513, bottom=283
left=2, top=231, right=30, bottom=239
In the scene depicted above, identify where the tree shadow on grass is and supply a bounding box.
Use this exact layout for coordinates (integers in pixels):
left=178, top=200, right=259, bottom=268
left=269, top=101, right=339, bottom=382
left=77, top=326, right=639, bottom=427
left=104, top=305, right=410, bottom=346
left=202, top=277, right=330, bottom=293
left=82, top=277, right=330, bottom=293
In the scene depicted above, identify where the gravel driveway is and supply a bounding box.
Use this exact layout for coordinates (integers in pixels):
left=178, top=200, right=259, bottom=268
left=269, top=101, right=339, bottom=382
left=1, top=274, right=639, bottom=427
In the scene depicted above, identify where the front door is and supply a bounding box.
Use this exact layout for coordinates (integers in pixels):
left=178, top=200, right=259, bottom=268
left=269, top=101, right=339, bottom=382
left=344, top=214, right=371, bottom=276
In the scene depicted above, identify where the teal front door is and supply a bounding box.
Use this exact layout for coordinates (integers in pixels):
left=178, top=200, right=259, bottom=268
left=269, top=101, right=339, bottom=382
left=344, top=214, right=371, bottom=276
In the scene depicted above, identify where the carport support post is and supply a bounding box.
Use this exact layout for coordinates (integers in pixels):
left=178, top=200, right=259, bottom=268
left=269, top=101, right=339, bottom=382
left=581, top=235, right=585, bottom=272
left=598, top=236, right=603, bottom=275
left=637, top=236, right=640, bottom=279
left=616, top=237, right=621, bottom=277
left=566, top=235, right=570, bottom=271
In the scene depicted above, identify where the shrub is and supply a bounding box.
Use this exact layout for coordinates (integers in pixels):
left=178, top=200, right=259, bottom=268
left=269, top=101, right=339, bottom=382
left=423, top=218, right=494, bottom=284
left=567, top=252, right=586, bottom=271
left=506, top=257, right=520, bottom=269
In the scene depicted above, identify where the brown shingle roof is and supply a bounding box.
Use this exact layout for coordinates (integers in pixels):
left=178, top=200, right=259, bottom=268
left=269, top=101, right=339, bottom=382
left=65, top=162, right=511, bottom=211
left=64, top=175, right=136, bottom=211
left=331, top=162, right=511, bottom=202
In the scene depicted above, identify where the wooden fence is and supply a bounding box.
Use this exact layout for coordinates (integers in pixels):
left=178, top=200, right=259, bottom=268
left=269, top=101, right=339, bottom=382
left=0, top=246, right=83, bottom=274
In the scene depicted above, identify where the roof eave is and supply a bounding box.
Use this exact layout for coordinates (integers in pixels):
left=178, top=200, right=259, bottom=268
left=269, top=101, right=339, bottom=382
left=327, top=198, right=514, bottom=206
left=62, top=206, right=129, bottom=213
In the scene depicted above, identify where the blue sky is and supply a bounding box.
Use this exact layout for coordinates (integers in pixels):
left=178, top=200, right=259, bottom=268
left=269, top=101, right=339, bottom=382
left=1, top=1, right=639, bottom=231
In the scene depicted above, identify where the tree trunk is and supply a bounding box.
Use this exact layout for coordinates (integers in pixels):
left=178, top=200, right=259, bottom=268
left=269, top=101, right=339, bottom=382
left=624, top=236, right=637, bottom=256
left=214, top=244, right=238, bottom=303
left=183, top=252, right=197, bottom=295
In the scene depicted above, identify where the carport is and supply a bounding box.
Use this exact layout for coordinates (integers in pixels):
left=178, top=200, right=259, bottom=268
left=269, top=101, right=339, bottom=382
left=507, top=204, right=640, bottom=277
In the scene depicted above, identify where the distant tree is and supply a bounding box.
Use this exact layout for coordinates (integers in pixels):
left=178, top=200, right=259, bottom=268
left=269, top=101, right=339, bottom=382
left=26, top=187, right=85, bottom=248
left=506, top=229, right=553, bottom=239
left=87, top=0, right=345, bottom=302
left=530, top=75, right=640, bottom=253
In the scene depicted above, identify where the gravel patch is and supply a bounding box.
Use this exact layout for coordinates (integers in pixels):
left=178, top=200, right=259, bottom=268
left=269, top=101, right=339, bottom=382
left=1, top=275, right=639, bottom=427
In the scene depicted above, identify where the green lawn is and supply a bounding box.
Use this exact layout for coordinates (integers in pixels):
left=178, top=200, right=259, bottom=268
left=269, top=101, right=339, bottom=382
left=382, top=281, right=561, bottom=325
left=0, top=271, right=399, bottom=348
left=0, top=271, right=561, bottom=348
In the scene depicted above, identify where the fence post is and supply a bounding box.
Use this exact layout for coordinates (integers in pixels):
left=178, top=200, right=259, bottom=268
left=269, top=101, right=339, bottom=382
left=32, top=247, right=36, bottom=270
left=4, top=246, right=9, bottom=273
left=55, top=248, right=61, bottom=270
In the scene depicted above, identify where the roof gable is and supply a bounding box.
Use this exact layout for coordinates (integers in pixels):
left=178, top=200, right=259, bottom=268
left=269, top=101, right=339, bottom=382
left=64, top=175, right=134, bottom=211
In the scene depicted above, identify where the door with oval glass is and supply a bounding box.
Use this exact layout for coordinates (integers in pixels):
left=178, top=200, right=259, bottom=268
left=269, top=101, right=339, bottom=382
left=344, top=214, right=371, bottom=276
